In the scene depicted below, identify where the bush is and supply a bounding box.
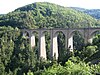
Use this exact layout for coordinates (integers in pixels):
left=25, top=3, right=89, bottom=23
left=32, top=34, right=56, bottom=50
left=40, top=60, right=94, bottom=75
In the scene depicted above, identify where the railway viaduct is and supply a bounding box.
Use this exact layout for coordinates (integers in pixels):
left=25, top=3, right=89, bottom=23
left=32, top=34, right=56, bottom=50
left=22, top=28, right=100, bottom=60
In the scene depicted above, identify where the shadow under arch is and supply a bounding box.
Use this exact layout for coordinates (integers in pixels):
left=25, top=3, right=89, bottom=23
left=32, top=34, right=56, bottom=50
left=90, top=30, right=100, bottom=44
left=54, top=31, right=66, bottom=62
left=22, top=30, right=30, bottom=46
left=69, top=30, right=84, bottom=50
left=31, top=30, right=39, bottom=58
left=41, top=30, right=51, bottom=59
left=31, top=30, right=39, bottom=47
left=23, top=30, right=30, bottom=38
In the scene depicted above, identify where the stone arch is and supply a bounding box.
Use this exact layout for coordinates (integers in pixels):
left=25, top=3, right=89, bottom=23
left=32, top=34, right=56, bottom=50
left=54, top=30, right=66, bottom=37
left=37, top=30, right=51, bottom=60
left=29, top=30, right=39, bottom=59
left=31, top=30, right=39, bottom=34
left=31, top=30, right=39, bottom=43
left=31, top=30, right=39, bottom=49
left=68, top=30, right=84, bottom=50
left=41, top=30, right=50, bottom=36
left=41, top=30, right=51, bottom=59
left=22, top=30, right=30, bottom=38
left=89, top=30, right=100, bottom=44
left=90, top=30, right=100, bottom=38
left=68, top=30, right=84, bottom=38
left=52, top=30, right=66, bottom=60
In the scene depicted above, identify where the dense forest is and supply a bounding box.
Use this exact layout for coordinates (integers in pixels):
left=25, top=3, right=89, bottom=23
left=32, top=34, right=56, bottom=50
left=0, top=2, right=100, bottom=29
left=0, top=2, right=100, bottom=75
left=71, top=7, right=100, bottom=19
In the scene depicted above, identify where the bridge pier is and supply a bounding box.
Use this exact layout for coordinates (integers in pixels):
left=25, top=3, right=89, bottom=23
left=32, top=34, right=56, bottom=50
left=88, top=38, right=93, bottom=44
left=84, top=37, right=93, bottom=45
left=68, top=36, right=73, bottom=51
left=50, top=31, right=58, bottom=60
left=29, top=34, right=35, bottom=48
left=65, top=34, right=68, bottom=50
left=39, top=31, right=47, bottom=60
left=84, top=30, right=93, bottom=44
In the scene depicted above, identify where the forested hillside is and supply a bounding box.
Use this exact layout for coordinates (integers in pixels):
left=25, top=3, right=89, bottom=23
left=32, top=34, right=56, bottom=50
left=0, top=2, right=99, bottom=29
left=71, top=7, right=100, bottom=19
left=0, top=2, right=100, bottom=75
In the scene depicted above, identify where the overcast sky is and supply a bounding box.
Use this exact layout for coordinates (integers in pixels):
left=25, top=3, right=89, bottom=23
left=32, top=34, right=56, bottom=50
left=0, top=0, right=100, bottom=14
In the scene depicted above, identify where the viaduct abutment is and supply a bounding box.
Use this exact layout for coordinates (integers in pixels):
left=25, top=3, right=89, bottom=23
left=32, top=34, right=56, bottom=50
left=22, top=28, right=100, bottom=60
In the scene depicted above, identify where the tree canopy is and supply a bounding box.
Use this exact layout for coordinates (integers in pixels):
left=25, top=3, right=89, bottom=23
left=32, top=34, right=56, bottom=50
left=0, top=2, right=99, bottom=29
left=0, top=2, right=100, bottom=75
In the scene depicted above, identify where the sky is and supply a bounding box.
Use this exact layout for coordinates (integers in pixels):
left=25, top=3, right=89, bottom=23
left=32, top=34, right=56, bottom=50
left=0, top=0, right=100, bottom=14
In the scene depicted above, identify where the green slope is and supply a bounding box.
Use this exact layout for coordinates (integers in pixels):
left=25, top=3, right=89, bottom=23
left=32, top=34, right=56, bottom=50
left=0, top=2, right=99, bottom=29
left=71, top=7, right=100, bottom=19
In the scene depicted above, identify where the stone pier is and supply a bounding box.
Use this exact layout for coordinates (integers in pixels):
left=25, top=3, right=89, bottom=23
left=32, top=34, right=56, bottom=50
left=39, top=31, right=47, bottom=60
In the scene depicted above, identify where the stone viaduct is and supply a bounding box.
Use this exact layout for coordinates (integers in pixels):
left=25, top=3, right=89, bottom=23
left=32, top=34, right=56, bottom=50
left=22, top=28, right=100, bottom=60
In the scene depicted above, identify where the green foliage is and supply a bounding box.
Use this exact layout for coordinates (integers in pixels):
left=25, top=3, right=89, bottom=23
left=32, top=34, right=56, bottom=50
left=26, top=70, right=34, bottom=75
left=0, top=2, right=99, bottom=29
left=0, top=26, right=37, bottom=75
left=72, top=7, right=100, bottom=19
left=0, top=63, right=5, bottom=75
left=93, top=34, right=100, bottom=49
left=0, top=27, right=100, bottom=75
left=82, top=46, right=97, bottom=59
left=85, top=34, right=100, bottom=63
left=25, top=57, right=100, bottom=75
left=0, top=2, right=100, bottom=75
left=91, top=63, right=100, bottom=73
left=65, top=60, right=92, bottom=75
left=39, top=60, right=94, bottom=75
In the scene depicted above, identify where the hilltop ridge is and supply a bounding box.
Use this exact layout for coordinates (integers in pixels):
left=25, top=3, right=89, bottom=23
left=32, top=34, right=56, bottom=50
left=0, top=2, right=99, bottom=29
left=71, top=7, right=100, bottom=19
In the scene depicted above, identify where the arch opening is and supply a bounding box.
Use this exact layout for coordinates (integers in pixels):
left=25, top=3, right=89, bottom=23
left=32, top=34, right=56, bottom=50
left=23, top=31, right=29, bottom=38
left=31, top=31, right=39, bottom=58
left=91, top=30, right=100, bottom=45
left=54, top=31, right=66, bottom=62
left=41, top=31, right=51, bottom=60
left=22, top=31, right=30, bottom=46
left=90, top=30, right=100, bottom=38
left=69, top=30, right=84, bottom=50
